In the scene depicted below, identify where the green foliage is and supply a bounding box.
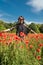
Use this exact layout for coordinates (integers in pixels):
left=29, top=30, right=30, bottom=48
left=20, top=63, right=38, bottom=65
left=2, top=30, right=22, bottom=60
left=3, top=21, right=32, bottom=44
left=39, top=24, right=43, bottom=33
left=0, top=20, right=6, bottom=31
left=4, top=23, right=12, bottom=29
left=0, top=42, right=40, bottom=65
left=0, top=20, right=16, bottom=32
left=0, top=20, right=43, bottom=33
left=0, top=33, right=43, bottom=65
left=0, top=24, right=6, bottom=31
left=29, top=23, right=40, bottom=33
left=41, top=47, right=43, bottom=65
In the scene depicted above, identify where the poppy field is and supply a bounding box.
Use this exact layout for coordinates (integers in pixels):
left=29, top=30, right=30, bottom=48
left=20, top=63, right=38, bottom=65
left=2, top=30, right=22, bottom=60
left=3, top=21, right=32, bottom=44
left=0, top=32, right=43, bottom=65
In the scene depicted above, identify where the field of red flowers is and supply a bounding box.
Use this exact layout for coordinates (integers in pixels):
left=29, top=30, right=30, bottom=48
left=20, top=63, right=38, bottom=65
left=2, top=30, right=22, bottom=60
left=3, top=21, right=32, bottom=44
left=0, top=32, right=43, bottom=65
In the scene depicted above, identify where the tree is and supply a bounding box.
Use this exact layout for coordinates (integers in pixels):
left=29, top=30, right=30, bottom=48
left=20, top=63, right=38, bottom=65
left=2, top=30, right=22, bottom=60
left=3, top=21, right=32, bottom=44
left=39, top=24, right=43, bottom=33
left=29, top=23, right=40, bottom=33
left=0, top=20, right=6, bottom=31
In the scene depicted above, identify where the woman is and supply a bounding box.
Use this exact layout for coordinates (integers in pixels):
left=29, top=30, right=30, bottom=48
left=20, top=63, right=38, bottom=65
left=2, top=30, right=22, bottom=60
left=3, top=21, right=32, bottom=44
left=2, top=16, right=36, bottom=37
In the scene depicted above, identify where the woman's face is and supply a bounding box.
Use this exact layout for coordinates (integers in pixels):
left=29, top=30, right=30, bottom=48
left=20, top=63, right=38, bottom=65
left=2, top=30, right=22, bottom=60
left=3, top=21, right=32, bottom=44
left=19, top=19, right=24, bottom=24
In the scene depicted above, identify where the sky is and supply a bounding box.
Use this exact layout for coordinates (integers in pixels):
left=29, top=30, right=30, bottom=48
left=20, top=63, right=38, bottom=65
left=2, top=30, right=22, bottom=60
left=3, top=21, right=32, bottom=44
left=0, top=0, right=43, bottom=24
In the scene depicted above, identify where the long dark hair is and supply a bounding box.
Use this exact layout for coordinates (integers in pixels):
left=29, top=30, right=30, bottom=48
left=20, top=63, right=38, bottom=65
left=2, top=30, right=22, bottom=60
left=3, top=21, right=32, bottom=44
left=18, top=16, right=25, bottom=24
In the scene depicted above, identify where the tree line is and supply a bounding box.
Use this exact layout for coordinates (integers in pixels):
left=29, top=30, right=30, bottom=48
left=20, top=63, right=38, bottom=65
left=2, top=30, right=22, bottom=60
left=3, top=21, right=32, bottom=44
left=0, top=20, right=43, bottom=33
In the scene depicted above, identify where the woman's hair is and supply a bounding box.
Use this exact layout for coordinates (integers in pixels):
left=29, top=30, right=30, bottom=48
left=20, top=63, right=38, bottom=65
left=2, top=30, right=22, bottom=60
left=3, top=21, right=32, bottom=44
left=18, top=20, right=24, bottom=24
left=18, top=16, right=24, bottom=20
left=18, top=16, right=24, bottom=24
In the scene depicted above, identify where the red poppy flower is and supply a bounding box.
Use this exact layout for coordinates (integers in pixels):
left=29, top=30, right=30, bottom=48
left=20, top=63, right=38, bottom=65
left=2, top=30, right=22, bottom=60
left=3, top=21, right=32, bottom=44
left=0, top=32, right=2, bottom=37
left=14, top=35, right=20, bottom=41
left=38, top=43, right=43, bottom=47
left=36, top=56, right=41, bottom=60
left=36, top=35, right=39, bottom=38
left=36, top=48, right=41, bottom=52
left=25, top=40, right=29, bottom=45
left=0, top=40, right=2, bottom=42
left=30, top=45, right=33, bottom=49
left=20, top=32, right=25, bottom=37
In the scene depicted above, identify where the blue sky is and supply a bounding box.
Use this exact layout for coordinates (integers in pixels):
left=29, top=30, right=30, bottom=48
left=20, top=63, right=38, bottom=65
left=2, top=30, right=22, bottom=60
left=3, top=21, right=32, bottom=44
left=0, top=0, right=43, bottom=24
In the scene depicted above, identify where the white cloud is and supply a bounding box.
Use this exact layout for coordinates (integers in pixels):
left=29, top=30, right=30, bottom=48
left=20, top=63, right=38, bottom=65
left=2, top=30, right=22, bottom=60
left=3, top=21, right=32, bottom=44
left=0, top=12, right=15, bottom=23
left=26, top=0, right=43, bottom=12
left=24, top=20, right=43, bottom=24
left=0, top=12, right=14, bottom=18
left=24, top=20, right=32, bottom=24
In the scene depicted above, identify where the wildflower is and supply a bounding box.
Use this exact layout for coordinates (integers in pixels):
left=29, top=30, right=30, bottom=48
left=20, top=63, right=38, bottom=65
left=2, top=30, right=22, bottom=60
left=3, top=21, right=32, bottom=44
left=14, top=35, right=20, bottom=41
left=2, top=33, right=7, bottom=39
left=20, top=45, right=24, bottom=49
left=36, top=48, right=41, bottom=52
left=36, top=56, right=41, bottom=60
left=30, top=45, right=33, bottom=49
left=0, top=40, right=2, bottom=42
left=38, top=43, right=43, bottom=47
left=25, top=40, right=29, bottom=45
left=20, top=32, right=25, bottom=37
left=36, top=35, right=39, bottom=38
left=0, top=32, right=2, bottom=37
